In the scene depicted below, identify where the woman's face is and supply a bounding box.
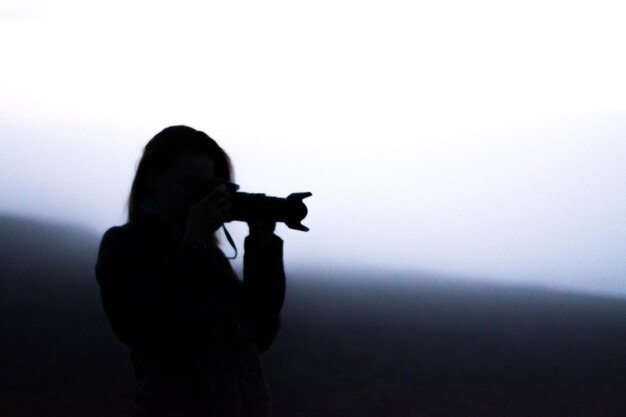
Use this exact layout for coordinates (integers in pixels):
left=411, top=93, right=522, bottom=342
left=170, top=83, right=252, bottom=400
left=147, top=152, right=217, bottom=225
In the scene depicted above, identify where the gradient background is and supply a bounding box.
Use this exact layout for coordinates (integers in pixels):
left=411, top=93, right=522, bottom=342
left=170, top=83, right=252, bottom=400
left=2, top=0, right=625, bottom=297
left=2, top=2, right=626, bottom=416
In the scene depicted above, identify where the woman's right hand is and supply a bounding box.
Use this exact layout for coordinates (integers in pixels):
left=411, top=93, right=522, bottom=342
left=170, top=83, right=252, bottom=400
left=182, top=184, right=231, bottom=244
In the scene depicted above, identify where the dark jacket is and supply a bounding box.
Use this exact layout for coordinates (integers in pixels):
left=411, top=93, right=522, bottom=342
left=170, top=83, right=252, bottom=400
left=95, top=214, right=285, bottom=416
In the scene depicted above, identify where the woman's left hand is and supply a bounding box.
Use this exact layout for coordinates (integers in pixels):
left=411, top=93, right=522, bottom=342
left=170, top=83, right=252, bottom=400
left=247, top=220, right=277, bottom=243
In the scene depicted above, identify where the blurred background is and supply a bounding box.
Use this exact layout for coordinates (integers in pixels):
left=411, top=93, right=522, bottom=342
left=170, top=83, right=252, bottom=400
left=1, top=1, right=626, bottom=415
left=1, top=0, right=625, bottom=296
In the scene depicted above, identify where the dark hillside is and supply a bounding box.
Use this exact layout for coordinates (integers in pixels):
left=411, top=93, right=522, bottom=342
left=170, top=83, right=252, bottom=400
left=1, top=215, right=625, bottom=416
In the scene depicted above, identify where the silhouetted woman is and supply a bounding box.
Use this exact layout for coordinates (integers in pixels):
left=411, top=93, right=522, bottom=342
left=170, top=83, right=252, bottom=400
left=96, top=126, right=285, bottom=416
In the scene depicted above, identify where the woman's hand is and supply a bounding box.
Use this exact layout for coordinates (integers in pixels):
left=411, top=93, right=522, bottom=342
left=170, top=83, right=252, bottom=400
left=247, top=219, right=277, bottom=244
left=182, top=184, right=231, bottom=244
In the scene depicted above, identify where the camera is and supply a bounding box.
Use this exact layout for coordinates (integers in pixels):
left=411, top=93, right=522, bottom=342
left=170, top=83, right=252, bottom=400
left=194, top=180, right=312, bottom=231
left=230, top=191, right=312, bottom=231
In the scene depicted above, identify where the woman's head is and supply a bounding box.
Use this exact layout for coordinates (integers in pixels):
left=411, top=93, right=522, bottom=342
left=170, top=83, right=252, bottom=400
left=128, top=125, right=233, bottom=224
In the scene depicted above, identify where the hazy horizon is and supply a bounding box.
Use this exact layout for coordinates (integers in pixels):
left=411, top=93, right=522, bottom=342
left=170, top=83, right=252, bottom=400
left=2, top=1, right=625, bottom=297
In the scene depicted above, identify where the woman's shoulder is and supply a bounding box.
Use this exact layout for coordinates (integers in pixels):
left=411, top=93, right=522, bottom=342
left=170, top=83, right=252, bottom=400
left=101, top=224, right=128, bottom=239
left=97, top=223, right=159, bottom=266
left=95, top=223, right=163, bottom=286
left=100, top=223, right=142, bottom=249
left=98, top=219, right=182, bottom=264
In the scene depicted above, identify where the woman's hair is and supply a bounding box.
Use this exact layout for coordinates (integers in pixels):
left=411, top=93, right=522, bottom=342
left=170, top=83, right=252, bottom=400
left=127, top=125, right=233, bottom=223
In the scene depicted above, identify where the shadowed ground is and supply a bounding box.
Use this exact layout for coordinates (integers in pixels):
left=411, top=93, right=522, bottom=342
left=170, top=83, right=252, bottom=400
left=1, top=215, right=625, bottom=416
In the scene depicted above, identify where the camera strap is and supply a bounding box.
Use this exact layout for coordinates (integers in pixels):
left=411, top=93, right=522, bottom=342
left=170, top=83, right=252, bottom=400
left=222, top=225, right=238, bottom=260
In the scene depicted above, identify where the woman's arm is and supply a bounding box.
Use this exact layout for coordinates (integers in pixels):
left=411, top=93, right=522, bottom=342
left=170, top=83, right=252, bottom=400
left=243, top=222, right=286, bottom=353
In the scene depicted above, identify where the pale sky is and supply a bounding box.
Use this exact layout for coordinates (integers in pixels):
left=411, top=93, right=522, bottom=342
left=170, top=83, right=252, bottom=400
left=1, top=0, right=625, bottom=296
